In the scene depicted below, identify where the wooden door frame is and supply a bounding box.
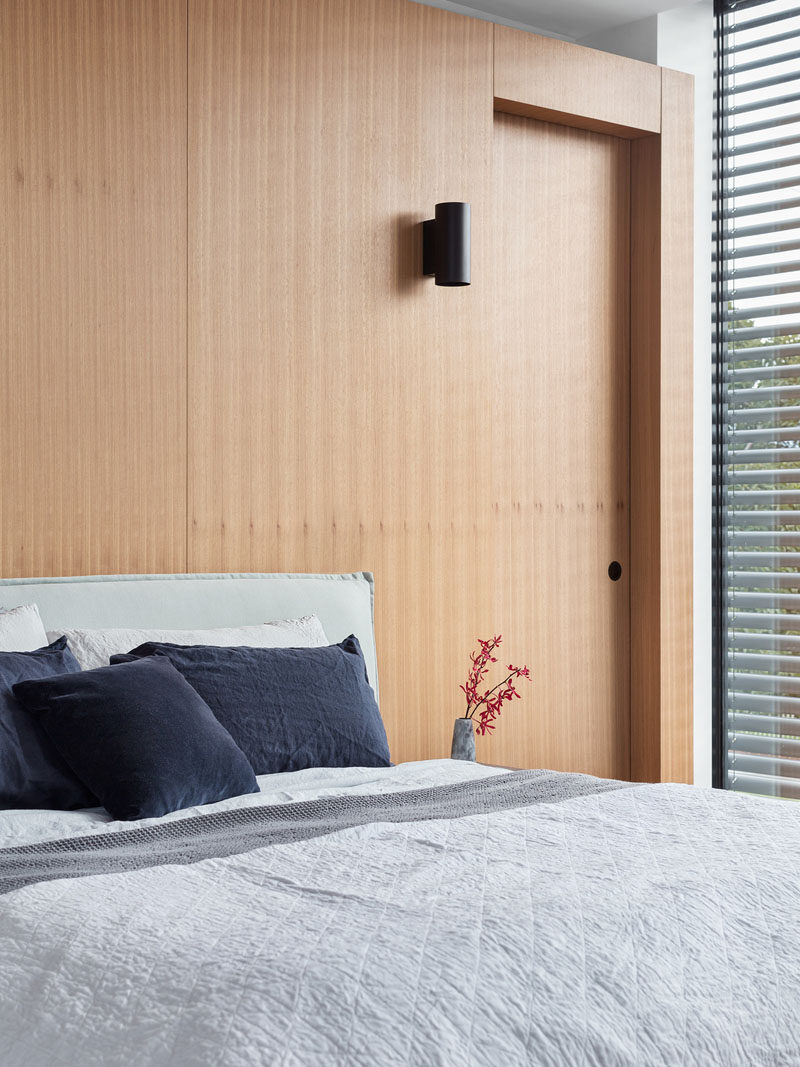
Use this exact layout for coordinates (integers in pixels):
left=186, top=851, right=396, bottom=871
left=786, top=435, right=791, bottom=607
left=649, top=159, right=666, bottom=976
left=494, top=27, right=694, bottom=783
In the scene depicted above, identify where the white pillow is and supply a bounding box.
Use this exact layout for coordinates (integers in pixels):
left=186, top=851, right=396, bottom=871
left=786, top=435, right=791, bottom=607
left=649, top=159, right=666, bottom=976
left=0, top=604, right=49, bottom=652
left=47, top=615, right=329, bottom=671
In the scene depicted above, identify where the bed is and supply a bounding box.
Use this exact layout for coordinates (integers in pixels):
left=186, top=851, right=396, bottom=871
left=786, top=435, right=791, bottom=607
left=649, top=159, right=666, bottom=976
left=1, top=573, right=799, bottom=1067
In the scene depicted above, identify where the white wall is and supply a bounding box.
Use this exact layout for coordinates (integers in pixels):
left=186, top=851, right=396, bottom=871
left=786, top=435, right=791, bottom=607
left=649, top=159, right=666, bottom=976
left=578, top=14, right=658, bottom=62
left=580, top=2, right=714, bottom=786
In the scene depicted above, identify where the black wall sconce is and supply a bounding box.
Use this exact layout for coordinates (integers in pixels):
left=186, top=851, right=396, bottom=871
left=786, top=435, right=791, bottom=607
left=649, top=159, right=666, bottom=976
left=422, top=202, right=470, bottom=286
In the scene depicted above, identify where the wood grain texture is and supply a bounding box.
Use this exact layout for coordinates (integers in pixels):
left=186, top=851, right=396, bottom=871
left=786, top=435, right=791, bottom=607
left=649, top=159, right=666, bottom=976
left=0, top=0, right=692, bottom=781
left=630, top=133, right=662, bottom=783
left=0, top=0, right=187, bottom=577
left=188, top=0, right=495, bottom=766
left=189, top=0, right=632, bottom=775
left=630, top=69, right=694, bottom=784
left=481, top=114, right=631, bottom=777
left=658, top=68, right=694, bottom=784
left=494, top=25, right=661, bottom=139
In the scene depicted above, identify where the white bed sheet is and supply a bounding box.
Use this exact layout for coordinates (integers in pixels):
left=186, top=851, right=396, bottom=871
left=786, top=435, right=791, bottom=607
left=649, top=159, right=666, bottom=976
left=0, top=758, right=507, bottom=848
left=3, top=769, right=800, bottom=1065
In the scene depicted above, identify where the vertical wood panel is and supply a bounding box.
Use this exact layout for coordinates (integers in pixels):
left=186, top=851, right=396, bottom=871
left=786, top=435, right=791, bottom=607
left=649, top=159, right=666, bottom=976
left=630, top=69, right=694, bottom=784
left=0, top=0, right=187, bottom=578
left=188, top=0, right=495, bottom=764
left=630, top=133, right=662, bottom=781
left=658, top=68, right=694, bottom=783
left=189, top=1, right=632, bottom=774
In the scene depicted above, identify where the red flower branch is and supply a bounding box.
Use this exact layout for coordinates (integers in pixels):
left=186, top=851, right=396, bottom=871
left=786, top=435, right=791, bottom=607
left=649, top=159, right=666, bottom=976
left=460, top=635, right=530, bottom=737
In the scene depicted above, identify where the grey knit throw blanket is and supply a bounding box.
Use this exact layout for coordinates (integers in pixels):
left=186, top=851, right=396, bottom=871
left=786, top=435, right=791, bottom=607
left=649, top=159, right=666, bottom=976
left=0, top=769, right=630, bottom=896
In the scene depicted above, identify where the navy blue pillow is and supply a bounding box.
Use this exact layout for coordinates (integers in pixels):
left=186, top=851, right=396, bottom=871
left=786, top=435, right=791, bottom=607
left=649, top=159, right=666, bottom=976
left=0, top=638, right=96, bottom=811
left=112, top=636, right=390, bottom=776
left=13, top=655, right=259, bottom=821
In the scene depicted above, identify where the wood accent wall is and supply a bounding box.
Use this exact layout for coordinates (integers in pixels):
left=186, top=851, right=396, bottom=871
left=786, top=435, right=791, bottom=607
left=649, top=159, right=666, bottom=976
left=0, top=0, right=187, bottom=578
left=0, top=0, right=694, bottom=780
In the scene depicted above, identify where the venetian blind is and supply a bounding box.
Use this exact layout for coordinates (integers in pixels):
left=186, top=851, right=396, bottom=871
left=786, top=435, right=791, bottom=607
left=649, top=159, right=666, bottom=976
left=715, top=0, right=800, bottom=797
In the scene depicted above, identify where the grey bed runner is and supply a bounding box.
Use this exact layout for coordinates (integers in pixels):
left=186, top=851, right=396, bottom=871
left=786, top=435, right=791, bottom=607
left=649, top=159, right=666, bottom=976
left=0, top=769, right=630, bottom=896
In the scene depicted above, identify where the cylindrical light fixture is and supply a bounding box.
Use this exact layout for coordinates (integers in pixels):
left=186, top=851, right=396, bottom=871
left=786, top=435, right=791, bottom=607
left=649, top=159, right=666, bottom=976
left=422, top=202, right=470, bottom=286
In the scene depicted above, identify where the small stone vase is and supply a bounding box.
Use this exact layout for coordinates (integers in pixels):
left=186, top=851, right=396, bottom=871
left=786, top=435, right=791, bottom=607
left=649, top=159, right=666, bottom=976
left=451, top=717, right=476, bottom=761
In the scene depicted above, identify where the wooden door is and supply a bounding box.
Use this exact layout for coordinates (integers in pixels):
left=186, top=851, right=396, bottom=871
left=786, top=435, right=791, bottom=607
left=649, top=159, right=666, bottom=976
left=480, top=114, right=630, bottom=776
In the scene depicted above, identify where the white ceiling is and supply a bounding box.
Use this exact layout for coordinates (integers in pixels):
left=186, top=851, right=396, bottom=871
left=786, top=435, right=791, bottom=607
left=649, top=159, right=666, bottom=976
left=413, top=0, right=699, bottom=41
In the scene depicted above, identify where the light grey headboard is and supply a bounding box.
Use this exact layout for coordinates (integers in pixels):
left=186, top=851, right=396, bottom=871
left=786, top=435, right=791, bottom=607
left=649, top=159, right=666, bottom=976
left=0, top=572, right=378, bottom=698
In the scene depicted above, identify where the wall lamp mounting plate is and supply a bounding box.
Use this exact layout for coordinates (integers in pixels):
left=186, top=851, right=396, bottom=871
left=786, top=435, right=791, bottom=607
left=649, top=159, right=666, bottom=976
left=422, top=201, right=470, bottom=286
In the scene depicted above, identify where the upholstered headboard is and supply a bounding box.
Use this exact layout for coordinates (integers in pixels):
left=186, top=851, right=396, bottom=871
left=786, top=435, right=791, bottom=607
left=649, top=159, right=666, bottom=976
left=0, top=572, right=378, bottom=698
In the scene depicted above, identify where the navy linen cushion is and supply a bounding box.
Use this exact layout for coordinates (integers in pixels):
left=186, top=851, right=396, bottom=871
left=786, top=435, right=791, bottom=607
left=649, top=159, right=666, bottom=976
left=13, top=655, right=259, bottom=821
left=0, top=638, right=96, bottom=811
left=112, top=636, right=391, bottom=775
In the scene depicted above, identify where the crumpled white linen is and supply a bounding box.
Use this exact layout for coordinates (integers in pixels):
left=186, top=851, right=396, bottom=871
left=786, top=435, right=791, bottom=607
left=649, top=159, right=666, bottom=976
left=1, top=766, right=798, bottom=1067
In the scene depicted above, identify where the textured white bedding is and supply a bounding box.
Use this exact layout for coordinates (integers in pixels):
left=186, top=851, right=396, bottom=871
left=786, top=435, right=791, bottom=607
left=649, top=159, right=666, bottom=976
left=2, top=763, right=800, bottom=1066
left=0, top=759, right=506, bottom=848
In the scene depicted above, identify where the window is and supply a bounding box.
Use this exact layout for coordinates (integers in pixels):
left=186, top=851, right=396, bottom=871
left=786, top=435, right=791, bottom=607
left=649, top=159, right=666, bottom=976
left=714, top=0, right=800, bottom=797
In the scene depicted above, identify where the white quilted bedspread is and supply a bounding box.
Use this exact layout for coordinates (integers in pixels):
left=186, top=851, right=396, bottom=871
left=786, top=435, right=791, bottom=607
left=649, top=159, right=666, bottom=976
left=1, top=770, right=799, bottom=1067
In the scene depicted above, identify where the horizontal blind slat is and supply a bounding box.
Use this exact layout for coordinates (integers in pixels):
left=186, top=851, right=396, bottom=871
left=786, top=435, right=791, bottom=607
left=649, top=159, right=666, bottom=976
left=720, top=5, right=800, bottom=35
left=728, top=466, right=800, bottom=482
left=724, top=89, right=800, bottom=120
left=716, top=241, right=800, bottom=264
left=728, top=671, right=800, bottom=697
left=726, top=341, right=800, bottom=362
left=727, top=107, right=800, bottom=137
left=728, top=753, right=800, bottom=777
left=727, top=493, right=800, bottom=506
left=717, top=262, right=800, bottom=285
left=728, top=390, right=800, bottom=410
left=729, top=571, right=800, bottom=589
left=724, top=70, right=800, bottom=97
left=720, top=153, right=800, bottom=180
left=719, top=172, right=800, bottom=201
left=726, top=327, right=800, bottom=343
left=725, top=772, right=800, bottom=799
left=718, top=196, right=800, bottom=226
left=727, top=650, right=800, bottom=670
left=728, top=531, right=800, bottom=547
left=726, top=446, right=800, bottom=461
left=725, top=609, right=800, bottom=628
left=728, top=690, right=800, bottom=714
left=728, top=405, right=800, bottom=422
left=729, top=589, right=800, bottom=607
left=729, top=710, right=800, bottom=736
left=729, top=49, right=800, bottom=78
left=722, top=215, right=800, bottom=240
left=729, top=631, right=800, bottom=651
left=728, top=427, right=800, bottom=442
left=725, top=277, right=800, bottom=300
left=728, top=550, right=800, bottom=563
left=720, top=300, right=800, bottom=320
left=723, top=49, right=800, bottom=79
left=719, top=0, right=789, bottom=16
left=724, top=25, right=800, bottom=58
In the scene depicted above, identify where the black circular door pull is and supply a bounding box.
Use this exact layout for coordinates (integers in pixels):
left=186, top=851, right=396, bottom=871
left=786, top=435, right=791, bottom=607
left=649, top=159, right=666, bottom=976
left=608, top=561, right=622, bottom=581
